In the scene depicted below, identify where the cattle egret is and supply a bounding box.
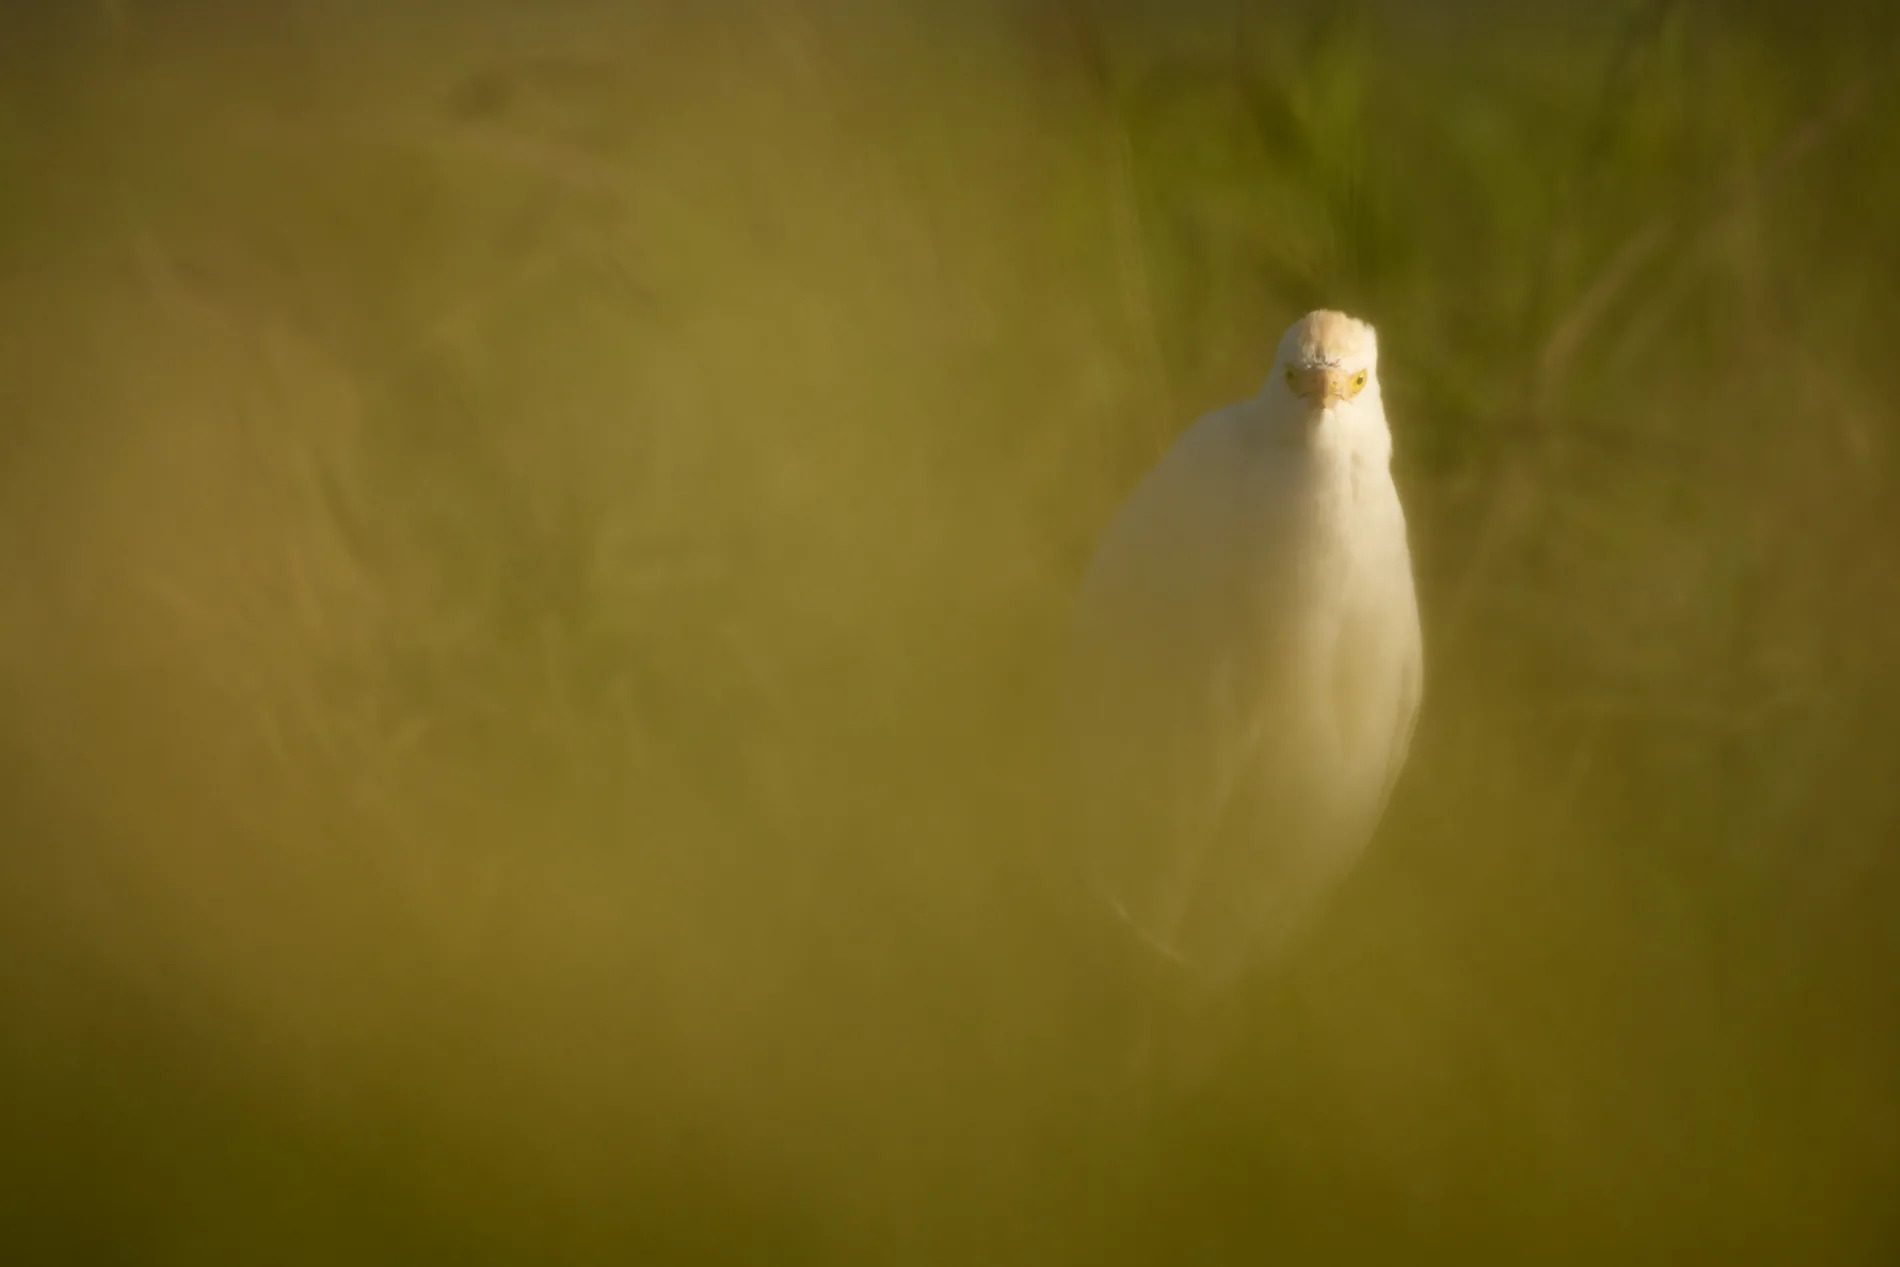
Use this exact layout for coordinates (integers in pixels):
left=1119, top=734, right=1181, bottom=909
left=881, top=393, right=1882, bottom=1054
left=1069, top=309, right=1423, bottom=1071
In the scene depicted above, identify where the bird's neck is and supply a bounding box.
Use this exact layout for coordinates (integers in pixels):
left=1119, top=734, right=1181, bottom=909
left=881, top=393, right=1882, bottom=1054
left=1330, top=393, right=1394, bottom=470
left=1255, top=391, right=1393, bottom=475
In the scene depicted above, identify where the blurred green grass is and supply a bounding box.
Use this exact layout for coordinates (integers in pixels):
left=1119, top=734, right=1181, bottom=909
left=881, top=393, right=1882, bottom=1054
left=3, top=0, right=1899, bottom=1262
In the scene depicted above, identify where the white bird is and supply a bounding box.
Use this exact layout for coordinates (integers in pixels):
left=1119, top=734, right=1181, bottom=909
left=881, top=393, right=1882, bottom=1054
left=1069, top=309, right=1423, bottom=1066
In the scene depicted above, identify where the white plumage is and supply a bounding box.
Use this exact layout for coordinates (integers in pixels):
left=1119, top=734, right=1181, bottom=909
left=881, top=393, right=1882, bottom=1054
left=1070, top=309, right=1423, bottom=1014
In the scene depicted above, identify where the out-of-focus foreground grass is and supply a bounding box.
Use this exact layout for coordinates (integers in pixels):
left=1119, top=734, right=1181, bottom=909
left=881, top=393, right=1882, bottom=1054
left=3, top=0, right=1899, bottom=1261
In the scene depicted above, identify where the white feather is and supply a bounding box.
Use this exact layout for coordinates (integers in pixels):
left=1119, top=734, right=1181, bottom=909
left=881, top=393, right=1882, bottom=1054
left=1070, top=309, right=1423, bottom=999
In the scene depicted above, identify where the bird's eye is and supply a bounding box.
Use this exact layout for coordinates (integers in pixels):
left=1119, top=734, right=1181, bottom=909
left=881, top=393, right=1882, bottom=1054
left=1284, top=367, right=1298, bottom=390
left=1352, top=371, right=1367, bottom=390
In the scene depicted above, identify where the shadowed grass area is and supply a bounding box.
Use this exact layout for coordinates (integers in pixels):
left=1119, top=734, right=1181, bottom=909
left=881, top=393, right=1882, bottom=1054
left=3, top=0, right=1899, bottom=1261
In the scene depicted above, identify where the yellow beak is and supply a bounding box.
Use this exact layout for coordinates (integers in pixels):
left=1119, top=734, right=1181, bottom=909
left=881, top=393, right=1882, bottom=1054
left=1286, top=366, right=1357, bottom=406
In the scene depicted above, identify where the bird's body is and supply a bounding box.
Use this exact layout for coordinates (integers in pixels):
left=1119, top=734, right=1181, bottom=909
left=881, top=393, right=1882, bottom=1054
left=1070, top=311, right=1422, bottom=1032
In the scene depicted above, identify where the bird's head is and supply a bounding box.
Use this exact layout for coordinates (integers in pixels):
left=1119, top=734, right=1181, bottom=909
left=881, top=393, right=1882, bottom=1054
left=1270, top=309, right=1381, bottom=426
